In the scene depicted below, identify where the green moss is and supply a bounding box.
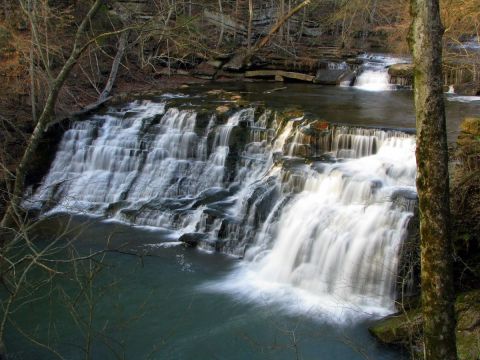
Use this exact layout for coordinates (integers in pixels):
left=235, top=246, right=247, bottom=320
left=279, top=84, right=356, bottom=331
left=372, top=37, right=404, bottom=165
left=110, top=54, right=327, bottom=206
left=370, top=290, right=480, bottom=359
left=460, top=117, right=480, bottom=137
left=369, top=308, right=422, bottom=346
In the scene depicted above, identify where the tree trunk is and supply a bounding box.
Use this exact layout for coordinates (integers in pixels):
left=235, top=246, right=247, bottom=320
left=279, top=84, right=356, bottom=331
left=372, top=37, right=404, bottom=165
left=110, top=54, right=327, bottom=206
left=216, top=0, right=224, bottom=49
left=251, top=0, right=310, bottom=53
left=247, top=0, right=253, bottom=52
left=409, top=0, right=458, bottom=359
left=99, top=30, right=129, bottom=101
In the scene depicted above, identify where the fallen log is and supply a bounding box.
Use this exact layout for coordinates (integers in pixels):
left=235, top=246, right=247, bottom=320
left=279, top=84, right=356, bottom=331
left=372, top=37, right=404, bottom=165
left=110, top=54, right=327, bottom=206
left=245, top=70, right=314, bottom=82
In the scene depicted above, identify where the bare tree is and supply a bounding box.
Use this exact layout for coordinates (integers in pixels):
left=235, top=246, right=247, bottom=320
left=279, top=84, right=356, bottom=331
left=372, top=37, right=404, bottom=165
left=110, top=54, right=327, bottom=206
left=1, top=0, right=130, bottom=229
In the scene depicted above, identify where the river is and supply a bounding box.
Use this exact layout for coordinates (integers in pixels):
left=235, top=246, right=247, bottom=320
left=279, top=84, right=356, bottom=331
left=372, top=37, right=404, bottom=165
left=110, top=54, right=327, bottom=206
left=8, top=81, right=480, bottom=359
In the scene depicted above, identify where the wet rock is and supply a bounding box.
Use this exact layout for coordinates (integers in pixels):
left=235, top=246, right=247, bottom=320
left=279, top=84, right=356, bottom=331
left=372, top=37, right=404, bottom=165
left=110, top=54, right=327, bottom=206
left=105, top=201, right=130, bottom=217
left=178, top=232, right=208, bottom=247
left=460, top=117, right=480, bottom=136
left=388, top=63, right=414, bottom=78
left=193, top=188, right=230, bottom=208
left=369, top=307, right=423, bottom=349
left=313, top=69, right=353, bottom=85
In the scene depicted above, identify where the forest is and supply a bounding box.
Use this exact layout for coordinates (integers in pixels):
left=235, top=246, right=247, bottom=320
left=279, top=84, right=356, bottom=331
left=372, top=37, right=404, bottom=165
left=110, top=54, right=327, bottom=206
left=0, top=0, right=479, bottom=359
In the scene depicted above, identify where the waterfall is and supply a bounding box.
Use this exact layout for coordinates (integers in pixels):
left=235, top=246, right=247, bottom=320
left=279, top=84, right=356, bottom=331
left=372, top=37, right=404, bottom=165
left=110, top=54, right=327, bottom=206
left=353, top=54, right=409, bottom=91
left=207, top=131, right=416, bottom=321
left=29, top=99, right=417, bottom=321
left=246, top=137, right=415, bottom=310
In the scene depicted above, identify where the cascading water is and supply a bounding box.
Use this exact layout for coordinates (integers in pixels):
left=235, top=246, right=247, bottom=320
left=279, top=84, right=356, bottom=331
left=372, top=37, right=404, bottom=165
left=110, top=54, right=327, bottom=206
left=242, top=136, right=416, bottom=315
left=28, top=97, right=417, bottom=322
left=353, top=54, right=410, bottom=91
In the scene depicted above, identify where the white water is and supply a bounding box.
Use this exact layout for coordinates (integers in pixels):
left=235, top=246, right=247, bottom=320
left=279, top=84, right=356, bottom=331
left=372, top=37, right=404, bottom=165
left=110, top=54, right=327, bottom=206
left=446, top=95, right=480, bottom=103
left=29, top=99, right=418, bottom=322
left=354, top=54, right=410, bottom=91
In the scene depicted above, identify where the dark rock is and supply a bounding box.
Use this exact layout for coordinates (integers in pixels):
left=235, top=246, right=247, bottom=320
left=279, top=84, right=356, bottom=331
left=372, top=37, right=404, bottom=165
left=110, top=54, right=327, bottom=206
left=178, top=232, right=208, bottom=247
left=193, top=62, right=218, bottom=77
left=193, top=188, right=231, bottom=208
left=313, top=69, right=354, bottom=85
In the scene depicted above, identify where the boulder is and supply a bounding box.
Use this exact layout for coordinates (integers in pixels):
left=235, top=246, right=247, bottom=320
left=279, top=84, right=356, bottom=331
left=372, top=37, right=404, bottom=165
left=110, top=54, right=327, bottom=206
left=178, top=233, right=208, bottom=247
left=192, top=62, right=218, bottom=78
left=388, top=63, right=414, bottom=78
left=460, top=117, right=480, bottom=136
left=313, top=69, right=353, bottom=85
left=222, top=52, right=247, bottom=71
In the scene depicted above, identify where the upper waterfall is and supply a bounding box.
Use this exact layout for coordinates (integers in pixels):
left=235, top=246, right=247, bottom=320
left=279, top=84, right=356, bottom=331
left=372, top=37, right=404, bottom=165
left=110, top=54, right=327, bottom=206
left=353, top=54, right=410, bottom=91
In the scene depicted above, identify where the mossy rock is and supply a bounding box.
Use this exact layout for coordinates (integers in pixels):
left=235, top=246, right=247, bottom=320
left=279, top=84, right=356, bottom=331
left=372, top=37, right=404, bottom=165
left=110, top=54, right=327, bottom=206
left=460, top=117, right=480, bottom=137
left=370, top=289, right=480, bottom=360
left=388, top=64, right=414, bottom=78
left=369, top=308, right=422, bottom=347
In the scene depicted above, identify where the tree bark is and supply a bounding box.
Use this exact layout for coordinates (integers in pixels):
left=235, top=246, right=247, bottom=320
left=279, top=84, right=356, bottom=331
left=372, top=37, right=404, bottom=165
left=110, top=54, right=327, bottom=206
left=247, top=0, right=253, bottom=52
left=409, top=0, right=457, bottom=359
left=1, top=0, right=105, bottom=229
left=216, top=0, right=224, bottom=49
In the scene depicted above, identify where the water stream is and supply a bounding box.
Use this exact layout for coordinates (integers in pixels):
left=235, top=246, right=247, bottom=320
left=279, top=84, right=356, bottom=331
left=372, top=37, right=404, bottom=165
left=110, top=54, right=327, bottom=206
left=18, top=84, right=480, bottom=359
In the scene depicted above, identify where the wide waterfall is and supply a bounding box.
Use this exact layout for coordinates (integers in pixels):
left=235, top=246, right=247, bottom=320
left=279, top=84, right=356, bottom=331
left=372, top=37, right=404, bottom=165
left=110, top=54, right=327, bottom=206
left=28, top=97, right=417, bottom=321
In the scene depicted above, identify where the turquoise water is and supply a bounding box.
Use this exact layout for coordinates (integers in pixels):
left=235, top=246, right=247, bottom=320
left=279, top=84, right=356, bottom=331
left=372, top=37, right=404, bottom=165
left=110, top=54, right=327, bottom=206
left=6, top=215, right=405, bottom=359
left=10, top=82, right=477, bottom=359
